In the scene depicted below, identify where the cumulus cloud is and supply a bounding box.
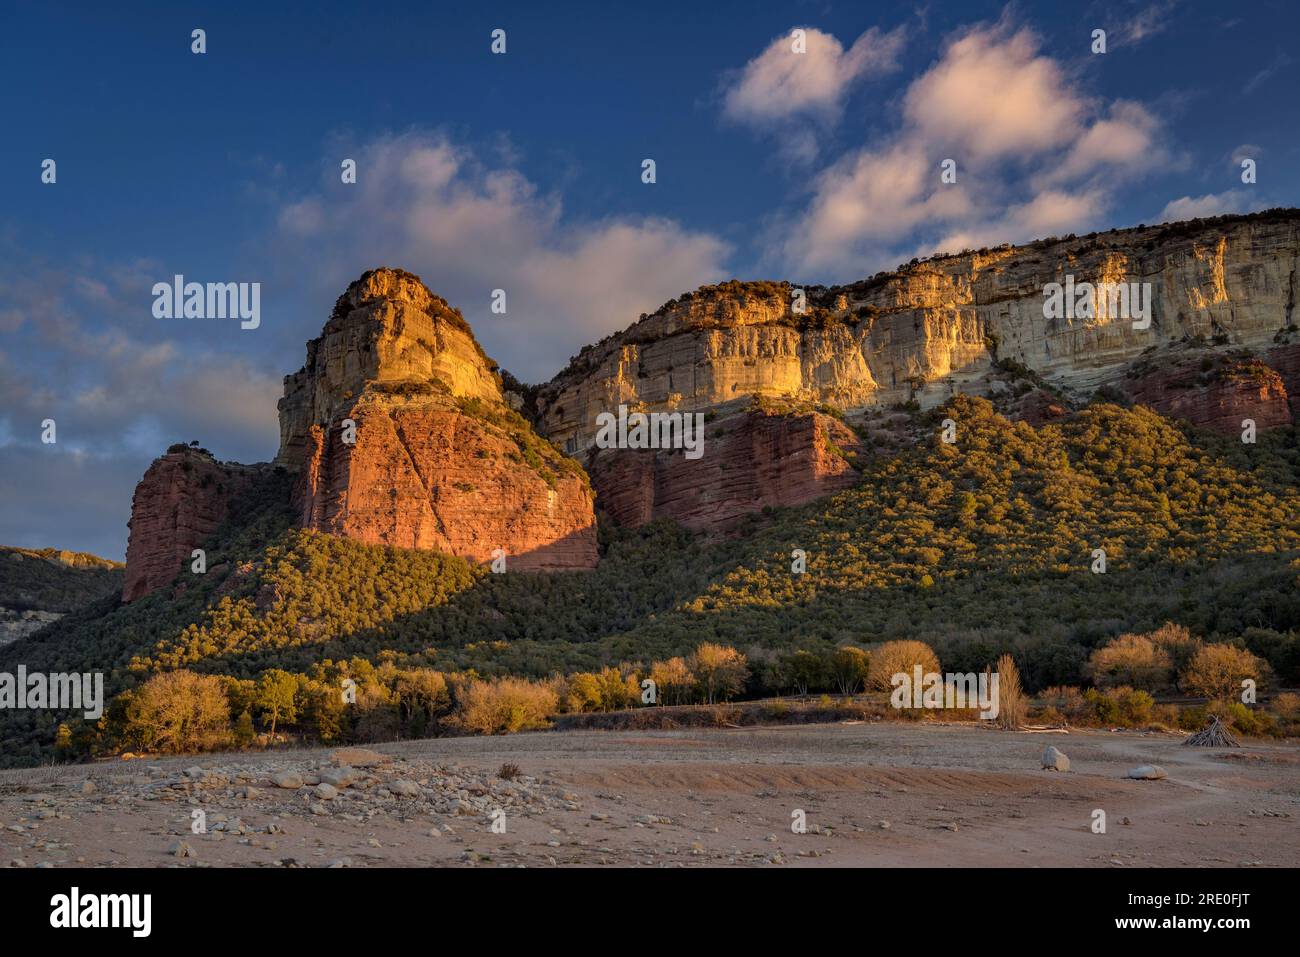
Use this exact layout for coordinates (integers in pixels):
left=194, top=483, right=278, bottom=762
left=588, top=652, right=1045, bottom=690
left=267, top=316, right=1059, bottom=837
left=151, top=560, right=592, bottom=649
left=273, top=131, right=730, bottom=382
left=775, top=21, right=1167, bottom=276
left=0, top=260, right=283, bottom=557
left=1156, top=190, right=1264, bottom=223
left=722, top=25, right=906, bottom=125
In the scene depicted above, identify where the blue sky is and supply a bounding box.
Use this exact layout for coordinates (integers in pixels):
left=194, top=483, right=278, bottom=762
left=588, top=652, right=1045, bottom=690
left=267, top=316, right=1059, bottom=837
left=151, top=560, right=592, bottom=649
left=2, top=0, right=1298, bottom=558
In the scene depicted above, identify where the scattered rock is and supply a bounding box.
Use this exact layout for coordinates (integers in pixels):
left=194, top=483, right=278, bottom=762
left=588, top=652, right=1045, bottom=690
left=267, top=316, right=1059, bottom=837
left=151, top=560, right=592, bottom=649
left=271, top=771, right=304, bottom=790
left=320, top=767, right=364, bottom=789
left=1041, top=746, right=1070, bottom=772
left=168, top=840, right=194, bottom=858
left=389, top=779, right=420, bottom=797
left=314, top=783, right=339, bottom=801
left=1127, top=765, right=1168, bottom=780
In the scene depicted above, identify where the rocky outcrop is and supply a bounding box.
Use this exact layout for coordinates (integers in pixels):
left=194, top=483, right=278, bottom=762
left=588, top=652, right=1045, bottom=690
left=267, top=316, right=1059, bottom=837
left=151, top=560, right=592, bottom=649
left=586, top=407, right=866, bottom=531
left=277, top=269, right=503, bottom=470
left=539, top=211, right=1300, bottom=452
left=0, top=609, right=63, bottom=645
left=1121, top=351, right=1292, bottom=436
left=293, top=396, right=597, bottom=569
left=1265, top=341, right=1300, bottom=420
left=122, top=448, right=259, bottom=602
left=122, top=270, right=598, bottom=600
left=284, top=269, right=597, bottom=570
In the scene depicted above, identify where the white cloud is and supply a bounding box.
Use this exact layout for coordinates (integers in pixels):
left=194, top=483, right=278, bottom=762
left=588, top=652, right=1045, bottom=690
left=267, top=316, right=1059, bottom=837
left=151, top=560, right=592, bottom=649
left=1156, top=190, right=1264, bottom=223
left=775, top=21, right=1168, bottom=276
left=723, top=25, right=906, bottom=125
left=273, top=131, right=730, bottom=382
left=901, top=25, right=1084, bottom=162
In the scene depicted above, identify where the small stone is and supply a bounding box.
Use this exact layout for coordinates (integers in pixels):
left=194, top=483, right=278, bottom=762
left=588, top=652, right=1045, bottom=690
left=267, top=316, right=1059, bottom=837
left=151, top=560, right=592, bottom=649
left=878, top=821, right=891, bottom=830
left=1041, top=746, right=1070, bottom=772
left=271, top=771, right=304, bottom=790
left=1126, top=765, right=1168, bottom=780
left=320, top=767, right=363, bottom=789
left=80, top=780, right=96, bottom=795
left=168, top=840, right=194, bottom=858
left=389, top=779, right=420, bottom=797
left=314, top=783, right=339, bottom=801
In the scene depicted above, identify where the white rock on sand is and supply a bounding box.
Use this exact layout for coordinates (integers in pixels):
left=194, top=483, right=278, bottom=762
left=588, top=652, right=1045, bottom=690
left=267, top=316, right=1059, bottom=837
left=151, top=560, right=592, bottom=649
left=1127, top=765, right=1168, bottom=780
left=1041, top=746, right=1070, bottom=771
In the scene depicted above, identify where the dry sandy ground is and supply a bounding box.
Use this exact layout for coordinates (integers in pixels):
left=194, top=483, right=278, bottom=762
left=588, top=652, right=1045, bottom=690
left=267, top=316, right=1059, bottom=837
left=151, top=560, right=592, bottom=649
left=2, top=722, right=1297, bottom=868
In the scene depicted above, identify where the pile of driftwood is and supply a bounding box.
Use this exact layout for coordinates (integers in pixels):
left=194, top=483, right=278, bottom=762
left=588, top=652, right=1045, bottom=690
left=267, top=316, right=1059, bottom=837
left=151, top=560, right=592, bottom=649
left=1184, top=715, right=1240, bottom=748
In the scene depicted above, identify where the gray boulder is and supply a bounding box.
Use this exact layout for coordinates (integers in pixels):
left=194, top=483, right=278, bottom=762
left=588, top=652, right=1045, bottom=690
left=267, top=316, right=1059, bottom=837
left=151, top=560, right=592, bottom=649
left=1041, top=746, right=1070, bottom=771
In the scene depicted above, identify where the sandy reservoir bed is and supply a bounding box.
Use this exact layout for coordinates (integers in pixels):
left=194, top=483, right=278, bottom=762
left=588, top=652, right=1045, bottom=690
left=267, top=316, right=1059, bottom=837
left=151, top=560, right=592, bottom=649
left=2, top=722, right=1297, bottom=868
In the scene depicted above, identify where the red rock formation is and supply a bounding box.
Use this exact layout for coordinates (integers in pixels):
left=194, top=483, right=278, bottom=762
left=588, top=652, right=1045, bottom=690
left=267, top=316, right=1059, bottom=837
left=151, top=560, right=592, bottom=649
left=1266, top=342, right=1300, bottom=420
left=1121, top=352, right=1292, bottom=436
left=293, top=397, right=597, bottom=570
left=122, top=270, right=598, bottom=600
left=284, top=269, right=598, bottom=570
left=1010, top=389, right=1070, bottom=427
left=122, top=448, right=257, bottom=602
left=587, top=408, right=866, bottom=531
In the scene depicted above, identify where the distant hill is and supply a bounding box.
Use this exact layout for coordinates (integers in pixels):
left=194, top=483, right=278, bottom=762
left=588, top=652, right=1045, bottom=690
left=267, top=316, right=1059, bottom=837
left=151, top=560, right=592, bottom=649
left=0, top=546, right=124, bottom=646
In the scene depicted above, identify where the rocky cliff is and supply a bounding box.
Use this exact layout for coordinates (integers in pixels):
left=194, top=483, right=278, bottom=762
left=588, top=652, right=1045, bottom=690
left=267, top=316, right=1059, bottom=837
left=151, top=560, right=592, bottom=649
left=1120, top=349, right=1293, bottom=436
left=122, top=447, right=259, bottom=602
left=539, top=210, right=1300, bottom=450
left=123, top=270, right=598, bottom=601
left=587, top=405, right=866, bottom=529
left=530, top=210, right=1298, bottom=531
left=283, top=269, right=597, bottom=570
left=0, top=546, right=123, bottom=642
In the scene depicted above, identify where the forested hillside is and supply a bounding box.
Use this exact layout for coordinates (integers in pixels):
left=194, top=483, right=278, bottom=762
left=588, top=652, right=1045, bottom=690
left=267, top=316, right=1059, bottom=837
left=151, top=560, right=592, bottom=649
left=2, top=396, right=1297, bottom=764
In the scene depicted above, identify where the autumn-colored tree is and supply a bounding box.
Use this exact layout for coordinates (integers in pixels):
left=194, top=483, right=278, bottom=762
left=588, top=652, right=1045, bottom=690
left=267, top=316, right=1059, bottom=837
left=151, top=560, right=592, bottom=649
left=830, top=646, right=871, bottom=696
left=457, top=677, right=558, bottom=734
left=1180, top=644, right=1266, bottom=700
left=1088, top=633, right=1175, bottom=692
left=688, top=643, right=750, bottom=704
left=866, top=641, right=940, bottom=692
left=563, top=672, right=603, bottom=713
left=995, top=654, right=1025, bottom=730
left=119, top=670, right=231, bottom=754
left=393, top=668, right=450, bottom=732
left=649, top=657, right=695, bottom=705
left=252, top=669, right=299, bottom=737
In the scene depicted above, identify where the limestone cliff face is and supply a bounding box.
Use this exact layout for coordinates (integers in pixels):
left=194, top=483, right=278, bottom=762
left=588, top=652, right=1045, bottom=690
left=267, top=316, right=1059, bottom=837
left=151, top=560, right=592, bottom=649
left=277, top=269, right=504, bottom=471
left=284, top=269, right=597, bottom=570
left=587, top=407, right=866, bottom=531
left=122, top=448, right=258, bottom=602
left=539, top=211, right=1300, bottom=452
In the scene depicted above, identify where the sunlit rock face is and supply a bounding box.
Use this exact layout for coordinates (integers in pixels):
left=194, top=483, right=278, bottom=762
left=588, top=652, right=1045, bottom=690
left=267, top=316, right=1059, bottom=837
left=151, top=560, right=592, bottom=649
left=279, top=268, right=597, bottom=571
left=538, top=212, right=1300, bottom=452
